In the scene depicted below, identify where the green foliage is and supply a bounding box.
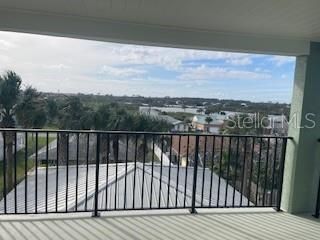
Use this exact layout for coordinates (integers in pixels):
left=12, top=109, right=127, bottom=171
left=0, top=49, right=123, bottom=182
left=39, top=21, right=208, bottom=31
left=222, top=113, right=269, bottom=135
left=43, top=96, right=172, bottom=132
left=93, top=104, right=171, bottom=132
left=46, top=97, right=58, bottom=123
left=196, top=108, right=204, bottom=114
left=0, top=71, right=22, bottom=127
left=205, top=116, right=213, bottom=124
left=205, top=105, right=223, bottom=114
left=16, top=87, right=47, bottom=128
left=57, top=96, right=93, bottom=130
left=0, top=71, right=47, bottom=129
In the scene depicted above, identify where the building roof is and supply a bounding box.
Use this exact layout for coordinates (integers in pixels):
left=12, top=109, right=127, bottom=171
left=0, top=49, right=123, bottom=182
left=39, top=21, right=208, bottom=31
left=171, top=135, right=223, bottom=159
left=139, top=107, right=182, bottom=125
left=160, top=115, right=182, bottom=125
left=0, top=163, right=250, bottom=213
left=36, top=135, right=133, bottom=162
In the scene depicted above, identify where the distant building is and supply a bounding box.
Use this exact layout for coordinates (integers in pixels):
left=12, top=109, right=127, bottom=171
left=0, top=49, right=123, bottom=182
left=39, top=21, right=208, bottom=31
left=191, top=113, right=226, bottom=133
left=171, top=135, right=222, bottom=167
left=139, top=106, right=189, bottom=132
left=171, top=121, right=189, bottom=132
left=221, top=112, right=288, bottom=136
left=241, top=103, right=248, bottom=107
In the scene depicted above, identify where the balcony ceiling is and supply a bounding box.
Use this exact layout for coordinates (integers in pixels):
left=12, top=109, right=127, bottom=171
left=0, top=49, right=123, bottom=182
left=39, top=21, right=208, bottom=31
left=0, top=0, right=319, bottom=55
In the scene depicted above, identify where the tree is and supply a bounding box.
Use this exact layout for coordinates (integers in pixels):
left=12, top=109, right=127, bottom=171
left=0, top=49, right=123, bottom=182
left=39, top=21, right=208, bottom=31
left=205, top=116, right=213, bottom=132
left=182, top=104, right=187, bottom=112
left=0, top=71, right=22, bottom=190
left=205, top=104, right=223, bottom=115
left=46, top=98, right=58, bottom=124
left=16, top=86, right=47, bottom=129
left=92, top=104, right=172, bottom=163
left=221, top=113, right=269, bottom=201
left=0, top=71, right=21, bottom=128
left=92, top=104, right=112, bottom=163
left=197, top=108, right=204, bottom=114
left=57, top=96, right=93, bottom=164
left=222, top=114, right=266, bottom=135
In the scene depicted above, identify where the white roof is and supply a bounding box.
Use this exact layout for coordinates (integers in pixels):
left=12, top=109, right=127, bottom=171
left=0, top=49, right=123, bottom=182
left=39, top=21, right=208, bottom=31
left=0, top=163, right=251, bottom=213
left=139, top=107, right=182, bottom=125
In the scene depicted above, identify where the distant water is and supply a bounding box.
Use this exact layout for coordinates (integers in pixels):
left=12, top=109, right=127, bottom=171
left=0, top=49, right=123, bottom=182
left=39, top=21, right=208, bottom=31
left=140, top=106, right=202, bottom=114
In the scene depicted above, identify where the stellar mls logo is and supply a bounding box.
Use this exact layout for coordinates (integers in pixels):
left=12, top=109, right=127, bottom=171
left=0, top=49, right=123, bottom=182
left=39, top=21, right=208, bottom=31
left=226, top=112, right=317, bottom=129
left=287, top=112, right=316, bottom=129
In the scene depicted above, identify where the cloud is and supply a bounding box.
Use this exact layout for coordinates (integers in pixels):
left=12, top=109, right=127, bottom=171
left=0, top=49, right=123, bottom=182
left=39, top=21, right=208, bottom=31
left=0, top=39, right=16, bottom=50
left=270, top=56, right=295, bottom=66
left=226, top=57, right=252, bottom=66
left=178, top=65, right=271, bottom=81
left=99, top=65, right=146, bottom=79
left=0, top=31, right=294, bottom=102
left=110, top=45, right=256, bottom=69
left=42, top=64, right=71, bottom=70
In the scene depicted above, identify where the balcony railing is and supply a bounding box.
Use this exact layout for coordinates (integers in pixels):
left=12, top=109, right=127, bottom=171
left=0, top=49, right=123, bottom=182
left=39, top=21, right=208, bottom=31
left=0, top=129, right=290, bottom=215
left=314, top=176, right=320, bottom=218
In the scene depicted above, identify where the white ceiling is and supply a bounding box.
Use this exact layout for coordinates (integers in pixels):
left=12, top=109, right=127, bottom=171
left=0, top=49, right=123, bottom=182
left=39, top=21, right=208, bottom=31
left=0, top=0, right=319, bottom=55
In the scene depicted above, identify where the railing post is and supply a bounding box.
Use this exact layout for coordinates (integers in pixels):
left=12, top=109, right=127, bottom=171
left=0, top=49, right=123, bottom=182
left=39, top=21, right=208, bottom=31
left=276, top=138, right=287, bottom=211
left=190, top=135, right=199, bottom=214
left=314, top=139, right=320, bottom=218
left=93, top=133, right=100, bottom=217
left=313, top=176, right=320, bottom=218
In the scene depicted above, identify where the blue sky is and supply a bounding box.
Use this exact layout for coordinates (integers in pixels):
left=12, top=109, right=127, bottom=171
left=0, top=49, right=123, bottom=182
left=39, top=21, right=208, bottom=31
left=0, top=31, right=295, bottom=103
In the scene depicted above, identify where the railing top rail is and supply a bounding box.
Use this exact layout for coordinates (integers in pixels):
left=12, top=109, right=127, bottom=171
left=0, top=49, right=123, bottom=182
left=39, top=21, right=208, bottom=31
left=0, top=128, right=293, bottom=139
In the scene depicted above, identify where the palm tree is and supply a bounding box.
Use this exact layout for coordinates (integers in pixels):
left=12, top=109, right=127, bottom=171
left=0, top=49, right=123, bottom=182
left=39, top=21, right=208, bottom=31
left=93, top=104, right=111, bottom=163
left=205, top=116, right=213, bottom=132
left=57, top=96, right=92, bottom=165
left=93, top=104, right=128, bottom=164
left=92, top=104, right=172, bottom=163
left=16, top=86, right=47, bottom=136
left=197, top=108, right=204, bottom=114
left=0, top=71, right=22, bottom=190
left=46, top=98, right=58, bottom=124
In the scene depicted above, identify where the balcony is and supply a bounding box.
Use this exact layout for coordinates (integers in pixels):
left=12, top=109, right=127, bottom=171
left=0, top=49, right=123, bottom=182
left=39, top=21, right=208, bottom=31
left=0, top=129, right=318, bottom=239
left=0, top=129, right=289, bottom=213
left=1, top=0, right=320, bottom=238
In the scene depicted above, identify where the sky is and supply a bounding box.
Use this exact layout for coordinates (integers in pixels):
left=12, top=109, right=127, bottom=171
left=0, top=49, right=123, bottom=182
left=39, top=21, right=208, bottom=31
left=0, top=31, right=295, bottom=103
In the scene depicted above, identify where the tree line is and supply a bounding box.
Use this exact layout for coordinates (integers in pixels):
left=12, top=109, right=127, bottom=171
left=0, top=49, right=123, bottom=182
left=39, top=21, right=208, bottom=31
left=0, top=71, right=172, bottom=190
left=0, top=71, right=172, bottom=131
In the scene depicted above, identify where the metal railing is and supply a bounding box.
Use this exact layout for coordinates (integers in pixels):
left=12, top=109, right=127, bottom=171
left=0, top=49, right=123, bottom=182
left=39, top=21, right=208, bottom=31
left=0, top=128, right=290, bottom=215
left=314, top=176, right=320, bottom=218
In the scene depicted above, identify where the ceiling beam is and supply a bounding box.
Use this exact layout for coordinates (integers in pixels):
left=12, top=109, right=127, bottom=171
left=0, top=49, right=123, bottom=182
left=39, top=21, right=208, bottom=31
left=0, top=8, right=310, bottom=56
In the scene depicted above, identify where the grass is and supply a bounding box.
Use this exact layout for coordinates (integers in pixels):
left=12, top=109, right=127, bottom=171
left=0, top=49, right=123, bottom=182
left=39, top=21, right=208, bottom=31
left=0, top=135, right=55, bottom=198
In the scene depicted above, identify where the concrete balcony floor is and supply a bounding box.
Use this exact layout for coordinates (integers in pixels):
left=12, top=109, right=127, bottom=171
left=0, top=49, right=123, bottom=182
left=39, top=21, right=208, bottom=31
left=0, top=208, right=319, bottom=240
